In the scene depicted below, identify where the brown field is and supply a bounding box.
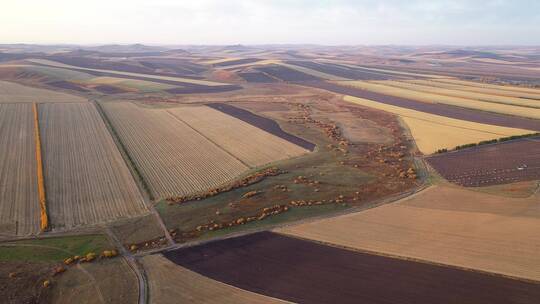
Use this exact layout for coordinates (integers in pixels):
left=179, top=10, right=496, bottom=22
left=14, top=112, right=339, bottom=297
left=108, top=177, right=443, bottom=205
left=427, top=137, right=540, bottom=186
left=279, top=185, right=540, bottom=281
left=406, top=79, right=540, bottom=100
left=50, top=258, right=138, bottom=304
left=0, top=80, right=87, bottom=103
left=141, top=254, right=286, bottom=304
left=102, top=102, right=249, bottom=199
left=344, top=95, right=533, bottom=154
left=376, top=80, right=539, bottom=108
left=335, top=80, right=540, bottom=119
left=164, top=231, right=540, bottom=304
left=168, top=106, right=308, bottom=168
left=0, top=103, right=40, bottom=236
left=39, top=103, right=146, bottom=230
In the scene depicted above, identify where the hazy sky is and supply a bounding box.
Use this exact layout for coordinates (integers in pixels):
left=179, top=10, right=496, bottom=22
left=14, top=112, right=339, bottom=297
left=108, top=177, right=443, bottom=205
left=2, top=0, right=539, bottom=45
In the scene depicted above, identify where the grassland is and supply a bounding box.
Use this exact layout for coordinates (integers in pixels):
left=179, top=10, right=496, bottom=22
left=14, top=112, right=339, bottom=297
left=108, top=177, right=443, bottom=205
left=278, top=184, right=540, bottom=281
left=0, top=103, right=40, bottom=236
left=168, top=106, right=309, bottom=167
left=344, top=95, right=533, bottom=154
left=39, top=103, right=146, bottom=230
left=142, top=254, right=285, bottom=304
left=0, top=80, right=87, bottom=103
left=335, top=80, right=540, bottom=119
left=102, top=102, right=249, bottom=199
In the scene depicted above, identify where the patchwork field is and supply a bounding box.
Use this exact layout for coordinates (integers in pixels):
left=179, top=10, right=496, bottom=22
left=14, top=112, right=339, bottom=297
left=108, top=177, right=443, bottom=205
left=427, top=137, right=540, bottom=186
left=0, top=80, right=87, bottom=103
left=164, top=231, right=540, bottom=304
left=102, top=102, right=249, bottom=199
left=141, top=254, right=286, bottom=304
left=343, top=95, right=533, bottom=154
left=39, top=103, right=146, bottom=230
left=335, top=80, right=540, bottom=119
left=168, top=106, right=309, bottom=167
left=0, top=103, right=40, bottom=236
left=279, top=184, right=540, bottom=281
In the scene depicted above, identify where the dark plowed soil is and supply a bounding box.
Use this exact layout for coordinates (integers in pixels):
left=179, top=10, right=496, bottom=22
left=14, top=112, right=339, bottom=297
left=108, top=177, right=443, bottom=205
left=427, top=137, right=540, bottom=187
left=163, top=231, right=540, bottom=304
left=0, top=261, right=52, bottom=304
left=213, top=58, right=261, bottom=67
left=47, top=81, right=90, bottom=92
left=207, top=103, right=315, bottom=150
left=92, top=85, right=129, bottom=94
left=256, top=65, right=321, bottom=82
left=305, top=81, right=540, bottom=131
left=286, top=60, right=392, bottom=80
left=238, top=72, right=277, bottom=83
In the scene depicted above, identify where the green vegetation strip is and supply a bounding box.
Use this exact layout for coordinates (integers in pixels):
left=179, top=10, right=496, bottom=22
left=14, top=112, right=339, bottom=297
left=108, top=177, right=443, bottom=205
left=0, top=234, right=110, bottom=262
left=435, top=132, right=540, bottom=154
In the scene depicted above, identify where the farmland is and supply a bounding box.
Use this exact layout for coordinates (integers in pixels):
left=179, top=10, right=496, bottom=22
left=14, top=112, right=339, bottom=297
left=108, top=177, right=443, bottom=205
left=0, top=103, right=40, bottom=236
left=168, top=106, right=309, bottom=167
left=0, top=80, right=87, bottom=103
left=427, top=136, right=540, bottom=186
left=102, top=102, right=250, bottom=199
left=39, top=103, right=147, bottom=229
left=164, top=231, right=540, bottom=304
left=279, top=184, right=540, bottom=281
left=142, top=254, right=285, bottom=304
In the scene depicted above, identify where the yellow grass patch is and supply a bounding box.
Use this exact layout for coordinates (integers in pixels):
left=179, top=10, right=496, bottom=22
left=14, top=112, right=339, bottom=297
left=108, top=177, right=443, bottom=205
left=28, top=59, right=229, bottom=87
left=278, top=185, right=540, bottom=281
left=343, top=95, right=533, bottom=154
left=336, top=80, right=540, bottom=119
left=141, top=255, right=286, bottom=304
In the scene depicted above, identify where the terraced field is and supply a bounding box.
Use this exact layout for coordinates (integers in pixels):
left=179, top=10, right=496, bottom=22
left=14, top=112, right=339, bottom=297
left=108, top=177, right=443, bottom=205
left=0, top=103, right=40, bottom=235
left=168, top=106, right=308, bottom=168
left=102, top=102, right=249, bottom=199
left=39, top=103, right=146, bottom=230
left=0, top=80, right=87, bottom=103
left=279, top=185, right=540, bottom=281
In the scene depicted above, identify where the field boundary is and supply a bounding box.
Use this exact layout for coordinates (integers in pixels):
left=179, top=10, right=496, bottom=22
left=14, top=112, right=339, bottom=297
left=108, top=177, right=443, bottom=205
left=33, top=102, right=49, bottom=232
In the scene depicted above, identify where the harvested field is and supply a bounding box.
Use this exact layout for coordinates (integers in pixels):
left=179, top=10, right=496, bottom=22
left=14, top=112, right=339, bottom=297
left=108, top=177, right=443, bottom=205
left=427, top=137, right=540, bottom=186
left=287, top=60, right=391, bottom=80
left=39, top=103, right=146, bottom=229
left=0, top=103, right=40, bottom=236
left=238, top=72, right=277, bottom=83
left=376, top=80, right=540, bottom=108
left=213, top=58, right=262, bottom=67
left=255, top=65, right=321, bottom=82
left=279, top=185, right=540, bottom=282
left=102, top=102, right=249, bottom=199
left=434, top=78, right=540, bottom=95
left=141, top=254, right=285, bottom=304
left=164, top=231, right=540, bottom=304
left=335, top=80, right=540, bottom=119
left=307, top=81, right=540, bottom=131
left=276, top=62, right=348, bottom=81
left=47, top=80, right=90, bottom=92
left=207, top=103, right=315, bottom=150
left=406, top=79, right=540, bottom=101
left=87, top=76, right=178, bottom=92
left=0, top=80, right=87, bottom=103
left=168, top=106, right=309, bottom=168
left=344, top=95, right=533, bottom=154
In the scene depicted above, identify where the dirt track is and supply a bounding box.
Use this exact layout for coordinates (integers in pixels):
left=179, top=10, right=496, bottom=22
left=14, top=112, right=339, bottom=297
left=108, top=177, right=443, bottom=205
left=163, top=231, right=540, bottom=304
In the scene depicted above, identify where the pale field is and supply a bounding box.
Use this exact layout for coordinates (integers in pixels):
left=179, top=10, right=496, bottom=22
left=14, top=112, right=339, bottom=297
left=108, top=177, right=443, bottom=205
left=433, top=78, right=540, bottom=95
left=404, top=79, right=540, bottom=100
left=28, top=59, right=229, bottom=87
left=202, top=57, right=241, bottom=65
left=0, top=64, right=94, bottom=81
left=39, top=103, right=146, bottom=230
left=87, top=77, right=178, bottom=92
left=0, top=80, right=87, bottom=103
left=218, top=59, right=281, bottom=70
left=277, top=62, right=349, bottom=81
left=278, top=185, right=540, bottom=281
left=472, top=58, right=526, bottom=65
left=141, top=255, right=287, bottom=304
left=102, top=102, right=249, bottom=199
left=375, top=80, right=539, bottom=108
left=344, top=95, right=533, bottom=154
left=326, top=61, right=446, bottom=78
left=0, top=103, right=40, bottom=236
left=168, top=106, right=308, bottom=168
left=336, top=80, right=540, bottom=119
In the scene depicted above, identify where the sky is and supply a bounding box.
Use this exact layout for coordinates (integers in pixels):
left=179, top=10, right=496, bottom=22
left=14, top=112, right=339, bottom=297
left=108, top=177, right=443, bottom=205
left=1, top=0, right=539, bottom=45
